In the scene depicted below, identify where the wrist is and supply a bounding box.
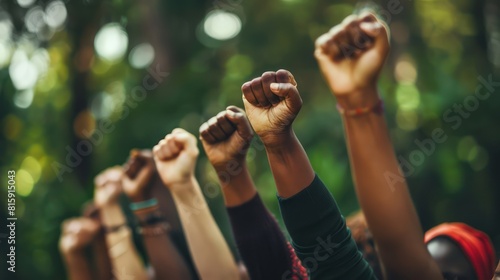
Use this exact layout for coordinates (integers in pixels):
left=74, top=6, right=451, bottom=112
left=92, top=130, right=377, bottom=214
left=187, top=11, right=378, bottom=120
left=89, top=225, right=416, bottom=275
left=61, top=246, right=86, bottom=258
left=128, top=191, right=154, bottom=203
left=99, top=204, right=126, bottom=226
left=259, top=128, right=295, bottom=149
left=168, top=176, right=198, bottom=195
left=213, top=159, right=246, bottom=178
left=264, top=130, right=298, bottom=155
left=334, top=86, right=379, bottom=110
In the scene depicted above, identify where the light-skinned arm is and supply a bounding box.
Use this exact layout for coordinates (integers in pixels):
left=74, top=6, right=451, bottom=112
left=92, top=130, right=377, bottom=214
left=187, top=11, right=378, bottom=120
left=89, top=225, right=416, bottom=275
left=153, top=128, right=239, bottom=280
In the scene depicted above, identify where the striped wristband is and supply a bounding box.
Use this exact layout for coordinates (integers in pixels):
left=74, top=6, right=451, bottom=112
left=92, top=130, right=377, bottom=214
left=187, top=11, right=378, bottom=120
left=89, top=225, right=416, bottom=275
left=130, top=198, right=158, bottom=211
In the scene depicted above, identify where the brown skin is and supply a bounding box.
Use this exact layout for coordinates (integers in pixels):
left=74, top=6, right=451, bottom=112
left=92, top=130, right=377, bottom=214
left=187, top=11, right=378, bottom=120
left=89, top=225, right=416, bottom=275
left=494, top=260, right=500, bottom=280
left=242, top=70, right=315, bottom=199
left=427, top=237, right=476, bottom=280
left=315, top=12, right=441, bottom=280
left=199, top=106, right=257, bottom=207
left=81, top=202, right=113, bottom=280
left=93, top=167, right=148, bottom=280
left=122, top=149, right=192, bottom=280
left=59, top=217, right=101, bottom=280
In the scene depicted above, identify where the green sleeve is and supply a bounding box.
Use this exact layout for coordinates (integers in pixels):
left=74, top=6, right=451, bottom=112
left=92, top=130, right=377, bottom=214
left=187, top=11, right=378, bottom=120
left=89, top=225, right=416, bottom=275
left=278, top=174, right=376, bottom=280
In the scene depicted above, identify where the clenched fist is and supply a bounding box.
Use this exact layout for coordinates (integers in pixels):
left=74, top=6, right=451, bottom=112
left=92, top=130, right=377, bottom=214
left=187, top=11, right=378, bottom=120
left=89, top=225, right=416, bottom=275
left=242, top=70, right=302, bottom=148
left=122, top=149, right=156, bottom=202
left=153, top=128, right=199, bottom=190
left=59, top=217, right=101, bottom=255
left=94, top=167, right=123, bottom=208
left=200, top=106, right=253, bottom=170
left=315, top=13, right=389, bottom=107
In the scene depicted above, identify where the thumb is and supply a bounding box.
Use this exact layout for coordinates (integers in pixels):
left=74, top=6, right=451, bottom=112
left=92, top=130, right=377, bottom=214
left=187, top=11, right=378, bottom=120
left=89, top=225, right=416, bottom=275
left=172, top=131, right=199, bottom=157
left=225, top=106, right=253, bottom=141
left=269, top=83, right=302, bottom=113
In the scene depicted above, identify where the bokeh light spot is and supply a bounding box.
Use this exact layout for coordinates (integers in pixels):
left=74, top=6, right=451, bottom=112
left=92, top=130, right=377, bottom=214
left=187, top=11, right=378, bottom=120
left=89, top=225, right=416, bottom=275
left=94, top=23, right=128, bottom=61
left=203, top=10, right=241, bottom=40
left=17, top=169, right=34, bottom=197
left=129, top=43, right=155, bottom=69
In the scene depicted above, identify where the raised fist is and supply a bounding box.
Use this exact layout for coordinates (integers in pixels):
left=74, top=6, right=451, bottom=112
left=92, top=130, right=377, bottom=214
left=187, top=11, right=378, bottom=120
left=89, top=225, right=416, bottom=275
left=153, top=128, right=199, bottom=189
left=315, top=13, right=389, bottom=99
left=122, top=149, right=156, bottom=202
left=200, top=106, right=253, bottom=170
left=94, top=167, right=123, bottom=208
left=59, top=217, right=101, bottom=255
left=241, top=70, right=302, bottom=148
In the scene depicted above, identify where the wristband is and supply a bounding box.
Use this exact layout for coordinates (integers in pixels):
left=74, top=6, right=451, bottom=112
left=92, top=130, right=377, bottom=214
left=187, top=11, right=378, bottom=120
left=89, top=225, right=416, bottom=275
left=104, top=223, right=127, bottom=234
left=336, top=99, right=384, bottom=116
left=137, top=222, right=171, bottom=236
left=129, top=198, right=158, bottom=211
left=138, top=213, right=166, bottom=226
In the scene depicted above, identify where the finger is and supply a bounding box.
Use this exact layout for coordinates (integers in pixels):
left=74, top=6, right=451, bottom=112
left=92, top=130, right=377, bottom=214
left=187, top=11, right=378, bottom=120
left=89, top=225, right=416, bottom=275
left=152, top=144, right=163, bottom=161
left=199, top=122, right=217, bottom=143
left=260, top=72, right=281, bottom=105
left=225, top=107, right=253, bottom=141
left=216, top=111, right=237, bottom=136
left=326, top=25, right=351, bottom=60
left=207, top=116, right=228, bottom=141
left=167, top=136, right=181, bottom=157
left=241, top=82, right=259, bottom=106
left=276, top=69, right=297, bottom=87
left=359, top=20, right=389, bottom=52
left=154, top=139, right=170, bottom=160
left=172, top=131, right=198, bottom=154
left=342, top=17, right=362, bottom=58
left=250, top=77, right=271, bottom=107
left=269, top=82, right=302, bottom=113
left=172, top=128, right=186, bottom=135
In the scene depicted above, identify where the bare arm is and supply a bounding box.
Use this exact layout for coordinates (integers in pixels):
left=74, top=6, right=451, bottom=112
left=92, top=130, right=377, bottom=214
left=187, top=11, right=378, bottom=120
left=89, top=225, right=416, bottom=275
left=123, top=150, right=192, bottom=279
left=200, top=106, right=307, bottom=279
left=153, top=128, right=239, bottom=280
left=241, top=70, right=314, bottom=198
left=59, top=217, right=100, bottom=280
left=94, top=167, right=148, bottom=280
left=315, top=12, right=441, bottom=280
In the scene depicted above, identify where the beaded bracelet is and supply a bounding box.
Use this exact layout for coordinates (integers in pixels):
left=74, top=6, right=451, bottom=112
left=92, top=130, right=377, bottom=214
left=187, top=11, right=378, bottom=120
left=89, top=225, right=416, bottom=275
left=138, top=213, right=167, bottom=227
left=336, top=99, right=384, bottom=116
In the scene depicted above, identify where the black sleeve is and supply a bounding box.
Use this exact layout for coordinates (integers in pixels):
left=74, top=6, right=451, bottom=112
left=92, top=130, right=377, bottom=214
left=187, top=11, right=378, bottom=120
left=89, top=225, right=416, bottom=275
left=278, top=174, right=376, bottom=280
left=227, top=194, right=304, bottom=280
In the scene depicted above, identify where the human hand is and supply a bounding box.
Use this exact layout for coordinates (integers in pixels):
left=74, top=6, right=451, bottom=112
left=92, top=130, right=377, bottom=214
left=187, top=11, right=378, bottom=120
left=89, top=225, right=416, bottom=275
left=153, top=128, right=199, bottom=191
left=59, top=217, right=101, bottom=255
left=200, top=106, right=253, bottom=170
left=122, top=150, right=156, bottom=202
left=241, top=70, right=302, bottom=148
left=94, top=167, right=123, bottom=208
left=315, top=13, right=389, bottom=107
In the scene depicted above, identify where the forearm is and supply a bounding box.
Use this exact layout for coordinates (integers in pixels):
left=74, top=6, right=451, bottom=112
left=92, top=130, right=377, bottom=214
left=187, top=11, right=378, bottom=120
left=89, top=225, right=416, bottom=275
left=101, top=205, right=148, bottom=280
left=215, top=163, right=257, bottom=207
left=227, top=193, right=297, bottom=279
left=134, top=209, right=192, bottom=279
left=92, top=233, right=113, bottom=280
left=63, top=252, right=94, bottom=280
left=171, top=176, right=239, bottom=280
left=494, top=260, right=500, bottom=280
left=279, top=175, right=375, bottom=279
left=340, top=89, right=440, bottom=278
left=264, top=130, right=315, bottom=198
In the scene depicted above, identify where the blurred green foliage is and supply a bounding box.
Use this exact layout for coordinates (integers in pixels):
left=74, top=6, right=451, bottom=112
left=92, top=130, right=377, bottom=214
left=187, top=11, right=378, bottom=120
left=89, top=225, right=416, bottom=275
left=1, top=0, right=499, bottom=279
